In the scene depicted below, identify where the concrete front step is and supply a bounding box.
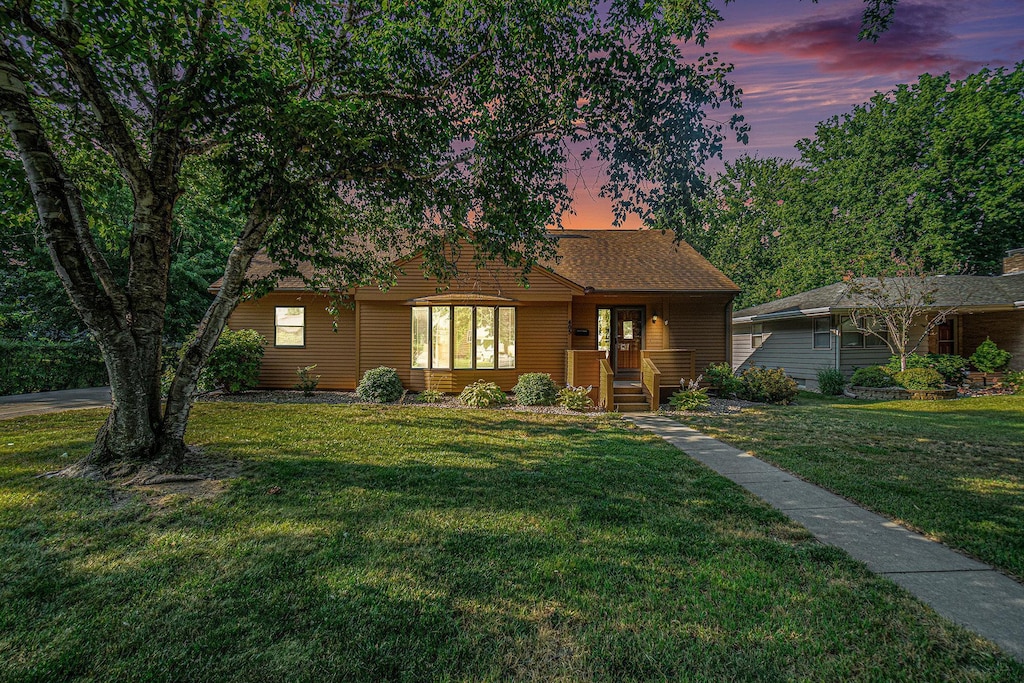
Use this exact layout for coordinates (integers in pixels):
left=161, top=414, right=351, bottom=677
left=615, top=401, right=651, bottom=413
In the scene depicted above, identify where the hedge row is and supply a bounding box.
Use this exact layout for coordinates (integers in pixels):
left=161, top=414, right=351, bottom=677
left=0, top=339, right=107, bottom=396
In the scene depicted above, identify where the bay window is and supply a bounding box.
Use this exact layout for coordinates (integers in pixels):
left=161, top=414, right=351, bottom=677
left=412, top=306, right=515, bottom=370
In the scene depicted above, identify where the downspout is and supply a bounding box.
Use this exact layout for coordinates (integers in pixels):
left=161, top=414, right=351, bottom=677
left=725, top=298, right=734, bottom=367
left=833, top=313, right=841, bottom=373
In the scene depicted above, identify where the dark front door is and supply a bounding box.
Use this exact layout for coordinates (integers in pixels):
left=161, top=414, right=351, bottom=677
left=935, top=320, right=955, bottom=355
left=614, top=308, right=644, bottom=377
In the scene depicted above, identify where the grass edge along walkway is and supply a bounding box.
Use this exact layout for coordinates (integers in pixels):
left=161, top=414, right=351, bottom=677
left=627, top=414, right=1024, bottom=663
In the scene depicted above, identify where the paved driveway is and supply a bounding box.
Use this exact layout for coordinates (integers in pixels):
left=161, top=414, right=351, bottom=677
left=0, top=387, right=112, bottom=421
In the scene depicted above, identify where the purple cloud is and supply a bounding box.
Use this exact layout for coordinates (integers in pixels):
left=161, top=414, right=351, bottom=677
left=730, top=2, right=993, bottom=79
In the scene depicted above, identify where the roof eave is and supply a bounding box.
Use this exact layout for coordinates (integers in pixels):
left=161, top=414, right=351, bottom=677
left=733, top=306, right=833, bottom=324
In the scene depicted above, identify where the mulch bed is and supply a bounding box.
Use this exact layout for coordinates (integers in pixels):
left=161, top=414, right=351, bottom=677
left=200, top=389, right=600, bottom=416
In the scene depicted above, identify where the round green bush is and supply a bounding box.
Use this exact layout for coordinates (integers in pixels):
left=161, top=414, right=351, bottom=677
left=458, top=380, right=508, bottom=407
left=969, top=338, right=1012, bottom=373
left=206, top=328, right=266, bottom=394
left=512, top=373, right=559, bottom=406
left=704, top=362, right=743, bottom=397
left=738, top=366, right=798, bottom=404
left=356, top=366, right=404, bottom=402
left=895, top=367, right=944, bottom=390
left=886, top=353, right=967, bottom=385
left=850, top=366, right=897, bottom=388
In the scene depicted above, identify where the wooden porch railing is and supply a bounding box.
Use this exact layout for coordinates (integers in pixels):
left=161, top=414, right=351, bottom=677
left=599, top=358, right=614, bottom=410
left=566, top=350, right=606, bottom=403
left=641, top=357, right=661, bottom=411
left=640, top=349, right=697, bottom=408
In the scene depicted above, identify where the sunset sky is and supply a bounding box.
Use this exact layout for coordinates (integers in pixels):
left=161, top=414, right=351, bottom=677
left=562, top=0, right=1024, bottom=229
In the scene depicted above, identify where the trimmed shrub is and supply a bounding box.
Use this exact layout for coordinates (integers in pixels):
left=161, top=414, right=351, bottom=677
left=416, top=389, right=446, bottom=404
left=886, top=353, right=967, bottom=386
left=357, top=366, right=404, bottom=403
left=1001, top=370, right=1024, bottom=394
left=816, top=368, right=846, bottom=396
left=206, top=329, right=266, bottom=394
left=969, top=338, right=1012, bottom=373
left=705, top=362, right=743, bottom=397
left=739, top=366, right=798, bottom=404
left=0, top=338, right=107, bottom=395
left=556, top=385, right=593, bottom=411
left=458, top=380, right=508, bottom=408
left=512, top=373, right=558, bottom=406
left=851, top=366, right=898, bottom=388
left=294, top=364, right=320, bottom=396
left=895, top=367, right=944, bottom=390
left=669, top=377, right=709, bottom=411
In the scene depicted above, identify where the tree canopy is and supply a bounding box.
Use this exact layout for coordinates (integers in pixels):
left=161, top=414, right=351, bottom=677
left=1, top=0, right=750, bottom=468
left=688, top=65, right=1024, bottom=309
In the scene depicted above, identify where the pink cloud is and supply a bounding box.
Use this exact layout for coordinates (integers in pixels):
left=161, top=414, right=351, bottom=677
left=730, top=2, right=993, bottom=79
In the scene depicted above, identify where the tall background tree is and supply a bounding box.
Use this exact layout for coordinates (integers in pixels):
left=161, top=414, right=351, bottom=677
left=688, top=65, right=1024, bottom=309
left=1, top=1, right=751, bottom=472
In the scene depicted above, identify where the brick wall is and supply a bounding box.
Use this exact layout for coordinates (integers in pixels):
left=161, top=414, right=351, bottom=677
left=1004, top=248, right=1024, bottom=275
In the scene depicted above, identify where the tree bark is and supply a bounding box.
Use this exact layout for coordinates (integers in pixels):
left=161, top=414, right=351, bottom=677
left=158, top=192, right=279, bottom=467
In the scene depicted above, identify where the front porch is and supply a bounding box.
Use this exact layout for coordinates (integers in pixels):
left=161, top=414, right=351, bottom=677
left=566, top=349, right=697, bottom=412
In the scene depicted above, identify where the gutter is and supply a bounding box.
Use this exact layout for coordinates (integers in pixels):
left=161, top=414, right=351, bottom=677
left=733, top=307, right=832, bottom=324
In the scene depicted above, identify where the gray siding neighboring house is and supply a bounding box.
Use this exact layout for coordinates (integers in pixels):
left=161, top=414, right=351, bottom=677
left=732, top=249, right=1024, bottom=391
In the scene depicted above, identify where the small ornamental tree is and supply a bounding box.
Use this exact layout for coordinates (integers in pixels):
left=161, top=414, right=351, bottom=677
left=843, top=257, right=959, bottom=372
left=969, top=338, right=1012, bottom=373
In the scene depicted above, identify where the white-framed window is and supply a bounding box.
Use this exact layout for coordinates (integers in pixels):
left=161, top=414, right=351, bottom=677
left=841, top=316, right=888, bottom=348
left=275, top=306, right=305, bottom=347
left=751, top=323, right=764, bottom=348
left=812, top=317, right=832, bottom=349
left=411, top=306, right=515, bottom=370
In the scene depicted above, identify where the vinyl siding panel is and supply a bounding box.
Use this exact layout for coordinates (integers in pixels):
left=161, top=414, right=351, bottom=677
left=734, top=320, right=836, bottom=388
left=227, top=292, right=357, bottom=389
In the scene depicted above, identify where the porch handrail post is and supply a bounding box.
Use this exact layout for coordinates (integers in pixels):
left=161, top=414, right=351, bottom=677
left=599, top=358, right=613, bottom=410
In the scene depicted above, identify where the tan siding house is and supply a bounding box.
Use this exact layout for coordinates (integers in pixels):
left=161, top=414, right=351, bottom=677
left=217, top=230, right=739, bottom=404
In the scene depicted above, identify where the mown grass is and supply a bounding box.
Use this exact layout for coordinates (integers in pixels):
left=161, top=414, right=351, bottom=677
left=1, top=403, right=1021, bottom=681
left=679, top=393, right=1024, bottom=582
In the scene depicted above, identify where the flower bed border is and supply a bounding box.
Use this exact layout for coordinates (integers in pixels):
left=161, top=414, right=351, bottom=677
left=847, top=386, right=958, bottom=401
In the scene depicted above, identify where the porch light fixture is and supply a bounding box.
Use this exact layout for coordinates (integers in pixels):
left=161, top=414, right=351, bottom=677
left=651, top=312, right=659, bottom=323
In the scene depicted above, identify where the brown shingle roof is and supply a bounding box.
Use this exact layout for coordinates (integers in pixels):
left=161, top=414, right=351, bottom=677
left=213, top=229, right=738, bottom=294
left=544, top=229, right=738, bottom=292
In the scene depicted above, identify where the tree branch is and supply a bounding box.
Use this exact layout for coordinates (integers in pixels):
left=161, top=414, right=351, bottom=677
left=13, top=8, right=152, bottom=191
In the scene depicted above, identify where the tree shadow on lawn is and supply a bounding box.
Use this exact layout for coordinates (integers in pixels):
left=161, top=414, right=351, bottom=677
left=2, top=409, right=1023, bottom=680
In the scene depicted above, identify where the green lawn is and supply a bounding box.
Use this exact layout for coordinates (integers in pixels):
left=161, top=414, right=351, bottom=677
left=679, top=393, right=1024, bottom=581
left=1, top=404, right=1021, bottom=681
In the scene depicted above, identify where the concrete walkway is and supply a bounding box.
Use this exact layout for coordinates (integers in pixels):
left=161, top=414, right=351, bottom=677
left=628, top=414, right=1024, bottom=662
left=0, top=386, right=111, bottom=421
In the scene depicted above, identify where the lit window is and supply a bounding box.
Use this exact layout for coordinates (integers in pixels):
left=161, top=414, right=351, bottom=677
left=751, top=323, right=764, bottom=348
left=411, top=307, right=429, bottom=369
left=812, top=317, right=831, bottom=349
left=411, top=306, right=515, bottom=370
left=498, top=307, right=515, bottom=369
left=597, top=308, right=611, bottom=352
left=275, top=307, right=305, bottom=347
left=431, top=306, right=451, bottom=369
